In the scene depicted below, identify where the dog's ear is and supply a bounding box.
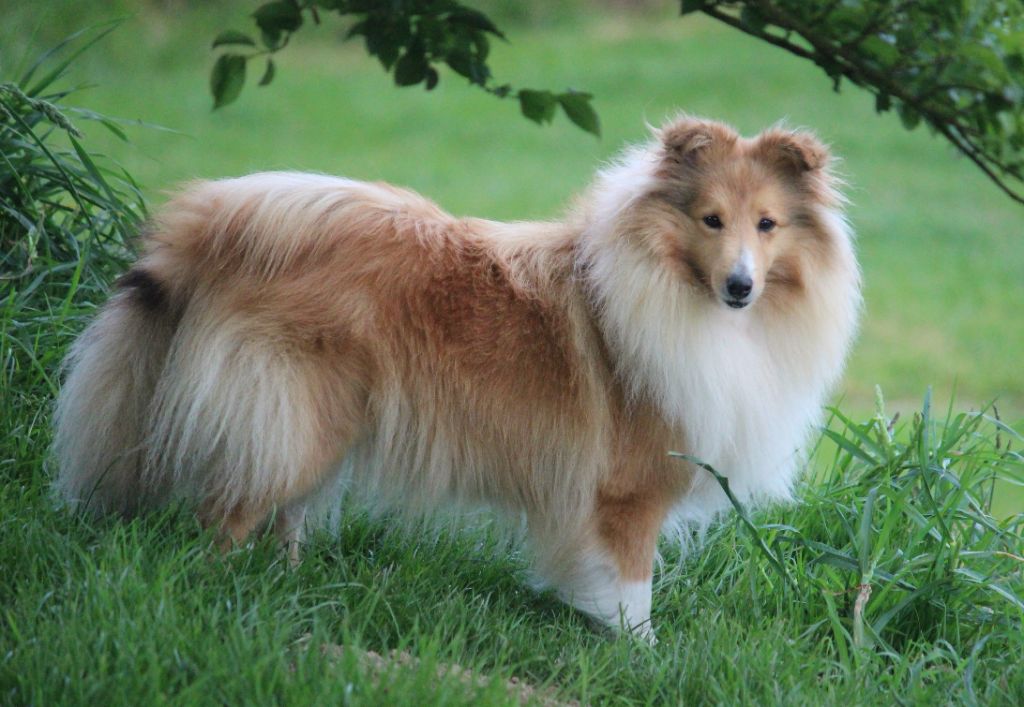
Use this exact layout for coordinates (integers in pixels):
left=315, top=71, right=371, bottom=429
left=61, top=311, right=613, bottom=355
left=659, top=118, right=737, bottom=168
left=754, top=129, right=830, bottom=174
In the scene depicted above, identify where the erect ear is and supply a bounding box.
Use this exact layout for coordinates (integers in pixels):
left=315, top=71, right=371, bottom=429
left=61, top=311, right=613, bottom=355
left=754, top=129, right=830, bottom=174
left=659, top=117, right=738, bottom=168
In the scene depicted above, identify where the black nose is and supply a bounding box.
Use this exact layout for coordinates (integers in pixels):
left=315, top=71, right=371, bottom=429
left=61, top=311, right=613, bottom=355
left=726, top=274, right=753, bottom=299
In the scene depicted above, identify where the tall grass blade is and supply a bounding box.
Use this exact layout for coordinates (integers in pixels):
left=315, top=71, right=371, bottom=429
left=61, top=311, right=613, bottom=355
left=669, top=452, right=798, bottom=590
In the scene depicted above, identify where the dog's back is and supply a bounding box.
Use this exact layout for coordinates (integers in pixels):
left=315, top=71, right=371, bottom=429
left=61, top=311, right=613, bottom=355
left=54, top=172, right=612, bottom=550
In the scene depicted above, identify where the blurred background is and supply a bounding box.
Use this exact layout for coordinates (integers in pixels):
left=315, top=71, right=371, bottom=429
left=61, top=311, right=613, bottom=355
left=3, top=1, right=1021, bottom=438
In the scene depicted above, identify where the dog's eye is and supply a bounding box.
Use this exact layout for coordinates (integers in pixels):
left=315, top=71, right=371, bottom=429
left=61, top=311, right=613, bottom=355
left=702, top=215, right=723, bottom=229
left=758, top=217, right=776, bottom=232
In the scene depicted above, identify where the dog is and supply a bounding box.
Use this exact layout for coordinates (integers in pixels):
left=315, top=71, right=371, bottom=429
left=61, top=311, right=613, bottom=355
left=53, top=116, right=860, bottom=640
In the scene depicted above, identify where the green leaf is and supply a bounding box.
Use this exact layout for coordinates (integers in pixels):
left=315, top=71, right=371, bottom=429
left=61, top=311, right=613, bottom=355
left=69, top=135, right=116, bottom=203
left=825, top=406, right=887, bottom=462
left=681, top=0, right=707, bottom=15
left=261, top=27, right=283, bottom=51
left=211, top=30, right=256, bottom=49
left=393, top=50, right=427, bottom=86
left=425, top=67, right=439, bottom=91
left=97, top=116, right=128, bottom=142
left=808, top=547, right=859, bottom=573
left=346, top=19, right=368, bottom=39
left=258, top=58, right=276, bottom=86
left=558, top=91, right=600, bottom=136
left=23, top=20, right=122, bottom=97
left=821, top=428, right=881, bottom=466
left=670, top=453, right=798, bottom=590
left=471, top=32, right=490, bottom=61
left=445, top=49, right=487, bottom=84
left=954, top=568, right=1024, bottom=611
left=518, top=89, right=557, bottom=124
left=857, top=486, right=879, bottom=576
left=860, top=36, right=899, bottom=67
left=18, top=20, right=121, bottom=91
left=210, top=54, right=247, bottom=109
left=253, top=1, right=303, bottom=34
left=740, top=6, right=767, bottom=33
left=364, top=27, right=400, bottom=70
left=447, top=8, right=506, bottom=39
left=898, top=103, right=921, bottom=130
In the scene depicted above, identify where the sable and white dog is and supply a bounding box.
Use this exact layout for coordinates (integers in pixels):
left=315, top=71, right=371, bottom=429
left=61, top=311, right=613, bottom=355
left=54, top=116, right=860, bottom=639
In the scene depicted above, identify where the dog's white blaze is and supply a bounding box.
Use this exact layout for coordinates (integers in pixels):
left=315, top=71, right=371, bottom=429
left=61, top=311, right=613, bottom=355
left=735, top=247, right=756, bottom=280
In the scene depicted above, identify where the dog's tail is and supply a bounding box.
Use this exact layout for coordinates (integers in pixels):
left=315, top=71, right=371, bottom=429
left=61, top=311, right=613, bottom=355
left=52, top=176, right=361, bottom=530
left=53, top=266, right=180, bottom=516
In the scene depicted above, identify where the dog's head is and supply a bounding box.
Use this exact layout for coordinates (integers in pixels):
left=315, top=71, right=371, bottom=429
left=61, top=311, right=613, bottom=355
left=632, top=116, right=842, bottom=311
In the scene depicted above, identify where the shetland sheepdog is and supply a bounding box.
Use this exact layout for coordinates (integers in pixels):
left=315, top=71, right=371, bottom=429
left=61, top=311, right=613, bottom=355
left=54, top=116, right=860, bottom=639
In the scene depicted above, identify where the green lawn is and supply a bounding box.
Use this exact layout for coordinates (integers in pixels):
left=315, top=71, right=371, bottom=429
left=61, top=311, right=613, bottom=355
left=2, top=3, right=1023, bottom=704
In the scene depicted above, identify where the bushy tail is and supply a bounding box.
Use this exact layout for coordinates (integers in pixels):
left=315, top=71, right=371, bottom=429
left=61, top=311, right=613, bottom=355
left=53, top=175, right=366, bottom=532
left=53, top=270, right=177, bottom=516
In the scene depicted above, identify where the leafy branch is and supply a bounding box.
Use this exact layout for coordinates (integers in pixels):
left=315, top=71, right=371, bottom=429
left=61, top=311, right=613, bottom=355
left=209, top=0, right=599, bottom=136
left=684, top=0, right=1024, bottom=205
left=209, top=1, right=1024, bottom=205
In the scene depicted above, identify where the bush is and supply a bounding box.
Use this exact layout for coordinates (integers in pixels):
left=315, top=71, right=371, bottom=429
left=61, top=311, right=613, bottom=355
left=1, top=23, right=146, bottom=494
left=1, top=21, right=145, bottom=292
left=675, top=388, right=1024, bottom=694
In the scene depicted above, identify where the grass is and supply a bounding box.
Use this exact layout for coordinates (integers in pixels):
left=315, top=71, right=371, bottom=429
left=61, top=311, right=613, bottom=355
left=4, top=359, right=1024, bottom=702
left=2, top=2, right=1023, bottom=704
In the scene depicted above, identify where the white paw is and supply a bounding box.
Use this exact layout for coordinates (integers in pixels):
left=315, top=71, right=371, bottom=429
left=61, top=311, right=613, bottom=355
left=625, top=619, right=658, bottom=645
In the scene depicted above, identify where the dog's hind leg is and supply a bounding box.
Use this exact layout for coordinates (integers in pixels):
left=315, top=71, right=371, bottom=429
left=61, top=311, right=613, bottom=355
left=199, top=498, right=307, bottom=564
left=198, top=437, right=347, bottom=562
left=203, top=500, right=271, bottom=553
left=150, top=312, right=369, bottom=560
left=274, top=502, right=307, bottom=567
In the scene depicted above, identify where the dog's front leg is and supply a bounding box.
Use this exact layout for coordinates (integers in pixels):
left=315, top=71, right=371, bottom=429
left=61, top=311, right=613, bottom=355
left=537, top=492, right=665, bottom=642
left=562, top=555, right=656, bottom=642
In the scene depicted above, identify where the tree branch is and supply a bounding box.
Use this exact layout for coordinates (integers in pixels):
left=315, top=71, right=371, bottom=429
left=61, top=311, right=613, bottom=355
left=698, top=1, right=1024, bottom=206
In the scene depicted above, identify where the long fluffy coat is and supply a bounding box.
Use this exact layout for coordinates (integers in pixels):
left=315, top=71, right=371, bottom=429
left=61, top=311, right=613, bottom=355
left=54, top=117, right=860, bottom=638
